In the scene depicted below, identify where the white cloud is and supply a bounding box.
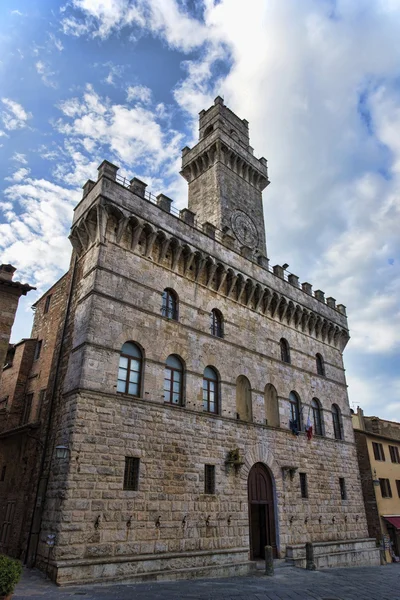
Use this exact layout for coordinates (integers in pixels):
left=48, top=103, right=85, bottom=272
left=5, top=167, right=31, bottom=182
left=49, top=33, right=64, bottom=52
left=55, top=84, right=183, bottom=174
left=12, top=152, right=28, bottom=164
left=36, top=61, right=57, bottom=88
left=1, top=98, right=32, bottom=130
left=126, top=85, right=152, bottom=104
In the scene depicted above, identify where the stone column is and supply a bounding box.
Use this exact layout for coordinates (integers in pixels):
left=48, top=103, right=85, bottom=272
left=264, top=546, right=274, bottom=576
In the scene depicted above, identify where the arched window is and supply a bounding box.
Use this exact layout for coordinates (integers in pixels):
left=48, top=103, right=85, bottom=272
left=332, top=404, right=343, bottom=440
left=264, top=383, right=279, bottom=427
left=164, top=355, right=183, bottom=405
left=236, top=375, right=252, bottom=421
left=162, top=288, right=178, bottom=320
left=316, top=353, right=325, bottom=376
left=289, top=391, right=301, bottom=431
left=311, top=398, right=324, bottom=436
left=117, top=342, right=143, bottom=396
left=203, top=366, right=219, bottom=414
left=203, top=124, right=214, bottom=137
left=210, top=309, right=223, bottom=338
left=280, top=338, right=291, bottom=364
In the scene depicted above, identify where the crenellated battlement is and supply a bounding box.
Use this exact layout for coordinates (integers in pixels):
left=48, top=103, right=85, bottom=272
left=71, top=159, right=348, bottom=349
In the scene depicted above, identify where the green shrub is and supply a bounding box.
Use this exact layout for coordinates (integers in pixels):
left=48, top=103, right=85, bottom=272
left=0, top=555, right=22, bottom=596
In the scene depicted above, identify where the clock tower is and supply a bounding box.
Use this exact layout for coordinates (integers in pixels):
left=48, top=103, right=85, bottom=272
left=180, top=97, right=270, bottom=258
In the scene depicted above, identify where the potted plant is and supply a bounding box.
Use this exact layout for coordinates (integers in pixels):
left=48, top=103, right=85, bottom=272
left=0, top=555, right=22, bottom=600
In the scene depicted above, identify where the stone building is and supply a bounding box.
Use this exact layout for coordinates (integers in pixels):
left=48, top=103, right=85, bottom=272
left=352, top=407, right=400, bottom=562
left=0, top=98, right=380, bottom=583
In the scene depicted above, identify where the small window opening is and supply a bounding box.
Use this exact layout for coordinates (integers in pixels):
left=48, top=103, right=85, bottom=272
left=123, top=457, right=140, bottom=491
left=0, top=466, right=6, bottom=482
left=339, top=477, right=347, bottom=500
left=34, top=340, right=42, bottom=361
left=44, top=295, right=52, bottom=314
left=204, top=464, right=215, bottom=494
left=300, top=472, right=308, bottom=498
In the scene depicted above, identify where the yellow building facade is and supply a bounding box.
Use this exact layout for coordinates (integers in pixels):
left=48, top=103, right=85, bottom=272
left=353, top=408, right=400, bottom=563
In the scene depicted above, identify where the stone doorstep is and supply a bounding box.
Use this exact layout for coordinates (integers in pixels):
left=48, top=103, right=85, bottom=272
left=55, top=561, right=255, bottom=587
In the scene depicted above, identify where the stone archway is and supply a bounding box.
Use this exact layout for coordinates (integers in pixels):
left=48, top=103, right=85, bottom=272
left=248, top=462, right=277, bottom=559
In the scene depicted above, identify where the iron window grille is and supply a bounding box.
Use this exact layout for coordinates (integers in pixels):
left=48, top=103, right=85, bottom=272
left=389, top=445, right=400, bottom=464
left=300, top=472, right=308, bottom=498
left=123, top=457, right=140, bottom=491
left=339, top=477, right=347, bottom=500
left=204, top=465, right=215, bottom=494
left=372, top=442, right=385, bottom=461
left=162, top=289, right=178, bottom=320
left=379, top=478, right=392, bottom=498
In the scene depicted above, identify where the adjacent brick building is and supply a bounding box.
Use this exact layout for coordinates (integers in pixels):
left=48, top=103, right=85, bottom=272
left=0, top=98, right=380, bottom=582
left=352, top=407, right=400, bottom=562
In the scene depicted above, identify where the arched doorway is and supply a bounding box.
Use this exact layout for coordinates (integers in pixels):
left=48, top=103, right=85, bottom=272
left=248, top=463, right=277, bottom=559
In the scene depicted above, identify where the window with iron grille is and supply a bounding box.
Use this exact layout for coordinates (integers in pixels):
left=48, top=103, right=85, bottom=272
left=34, top=340, right=42, bottom=361
left=299, top=472, right=308, bottom=498
left=21, top=393, right=33, bottom=425
left=389, top=445, right=400, bottom=464
left=379, top=478, right=392, bottom=498
left=372, top=442, right=385, bottom=461
left=123, top=457, right=140, bottom=491
left=396, top=480, right=400, bottom=498
left=162, top=288, right=178, bottom=320
left=37, top=389, right=46, bottom=420
left=210, top=309, right=223, bottom=338
left=339, top=477, right=347, bottom=500
left=0, top=501, right=15, bottom=545
left=204, top=465, right=215, bottom=494
left=44, top=294, right=52, bottom=314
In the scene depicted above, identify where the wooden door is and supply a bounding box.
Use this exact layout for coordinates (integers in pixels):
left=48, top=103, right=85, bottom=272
left=248, top=463, right=277, bottom=559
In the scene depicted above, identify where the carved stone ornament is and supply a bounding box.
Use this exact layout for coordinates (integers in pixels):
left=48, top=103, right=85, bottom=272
left=231, top=210, right=258, bottom=249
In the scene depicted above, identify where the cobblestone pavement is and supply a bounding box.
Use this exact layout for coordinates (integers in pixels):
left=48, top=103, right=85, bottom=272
left=14, top=564, right=400, bottom=600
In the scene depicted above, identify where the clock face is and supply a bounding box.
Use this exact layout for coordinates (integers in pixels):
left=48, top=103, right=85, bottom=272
left=231, top=210, right=258, bottom=249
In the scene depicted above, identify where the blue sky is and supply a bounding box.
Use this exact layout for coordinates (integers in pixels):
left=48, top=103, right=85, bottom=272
left=1, top=0, right=399, bottom=420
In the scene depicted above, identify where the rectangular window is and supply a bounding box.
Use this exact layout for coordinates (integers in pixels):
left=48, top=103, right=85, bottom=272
left=0, top=466, right=6, bottom=482
left=34, top=340, right=42, bottom=361
left=339, top=477, right=347, bottom=500
left=0, top=501, right=15, bottom=545
left=37, top=389, right=46, bottom=420
left=396, top=480, right=400, bottom=498
left=372, top=442, right=385, bottom=461
left=123, top=457, right=140, bottom=491
left=389, top=445, right=400, bottom=464
left=44, top=295, right=52, bottom=314
left=300, top=472, right=308, bottom=498
left=379, top=478, right=392, bottom=498
left=204, top=465, right=215, bottom=495
left=21, top=393, right=33, bottom=425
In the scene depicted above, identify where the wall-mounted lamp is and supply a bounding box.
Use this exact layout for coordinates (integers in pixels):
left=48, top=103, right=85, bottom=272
left=55, top=445, right=69, bottom=460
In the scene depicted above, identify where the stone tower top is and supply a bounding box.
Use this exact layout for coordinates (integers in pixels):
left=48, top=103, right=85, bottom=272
left=181, top=97, right=269, bottom=259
